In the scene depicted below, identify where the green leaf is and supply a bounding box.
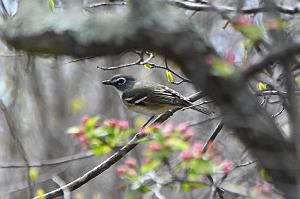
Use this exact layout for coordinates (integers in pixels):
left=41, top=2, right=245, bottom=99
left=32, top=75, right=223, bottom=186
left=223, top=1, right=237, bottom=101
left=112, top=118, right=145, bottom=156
left=91, top=144, right=111, bottom=156
left=211, top=60, right=235, bottom=78
left=48, top=0, right=55, bottom=11
left=181, top=182, right=192, bottom=192
left=29, top=168, right=38, bottom=182
left=124, top=193, right=136, bottom=199
left=181, top=181, right=206, bottom=192
left=186, top=159, right=215, bottom=175
left=238, top=25, right=263, bottom=40
left=165, top=138, right=188, bottom=151
left=260, top=168, right=270, bottom=181
left=143, top=63, right=152, bottom=69
left=94, top=128, right=110, bottom=137
left=85, top=116, right=100, bottom=130
left=165, top=70, right=173, bottom=83
left=70, top=96, right=83, bottom=113
left=131, top=181, right=150, bottom=193
left=140, top=159, right=160, bottom=174
left=257, top=82, right=267, bottom=91
left=35, top=188, right=46, bottom=199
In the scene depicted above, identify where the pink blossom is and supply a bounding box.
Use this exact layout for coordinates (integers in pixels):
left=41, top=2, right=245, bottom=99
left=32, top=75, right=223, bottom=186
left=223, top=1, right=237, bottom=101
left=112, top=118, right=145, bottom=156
left=80, top=115, right=90, bottom=125
left=117, top=120, right=129, bottom=129
left=177, top=123, right=188, bottom=133
left=225, top=52, right=236, bottom=64
left=255, top=181, right=272, bottom=196
left=180, top=149, right=194, bottom=161
left=127, top=168, right=137, bottom=176
left=104, top=119, right=118, bottom=127
left=78, top=135, right=90, bottom=149
left=220, top=160, right=233, bottom=174
left=125, top=157, right=137, bottom=167
left=163, top=130, right=172, bottom=139
left=183, top=130, right=195, bottom=140
left=151, top=123, right=162, bottom=129
left=148, top=142, right=161, bottom=151
left=206, top=141, right=221, bottom=157
left=163, top=122, right=174, bottom=132
left=192, top=141, right=204, bottom=158
left=116, top=165, right=127, bottom=175
left=266, top=19, right=279, bottom=30
left=143, top=157, right=151, bottom=164
left=234, top=15, right=253, bottom=26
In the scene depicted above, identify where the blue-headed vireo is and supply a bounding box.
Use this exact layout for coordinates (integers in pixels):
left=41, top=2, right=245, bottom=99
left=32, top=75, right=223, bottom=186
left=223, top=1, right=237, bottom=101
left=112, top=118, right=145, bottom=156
left=102, top=74, right=212, bottom=116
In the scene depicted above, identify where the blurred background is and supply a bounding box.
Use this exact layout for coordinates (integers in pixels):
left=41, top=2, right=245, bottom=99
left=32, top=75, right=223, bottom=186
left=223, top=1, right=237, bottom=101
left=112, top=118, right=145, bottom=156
left=0, top=0, right=293, bottom=198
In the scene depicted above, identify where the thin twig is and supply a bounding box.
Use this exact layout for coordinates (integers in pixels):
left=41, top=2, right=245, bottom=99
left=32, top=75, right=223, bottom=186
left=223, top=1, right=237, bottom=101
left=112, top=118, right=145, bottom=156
left=169, top=0, right=300, bottom=15
left=0, top=151, right=93, bottom=169
left=86, top=2, right=126, bottom=8
left=0, top=100, right=33, bottom=198
left=201, top=122, right=224, bottom=154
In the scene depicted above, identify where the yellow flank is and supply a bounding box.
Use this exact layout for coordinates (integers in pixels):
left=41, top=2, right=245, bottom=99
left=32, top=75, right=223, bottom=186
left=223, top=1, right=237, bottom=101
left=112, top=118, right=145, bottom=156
left=124, top=101, right=175, bottom=116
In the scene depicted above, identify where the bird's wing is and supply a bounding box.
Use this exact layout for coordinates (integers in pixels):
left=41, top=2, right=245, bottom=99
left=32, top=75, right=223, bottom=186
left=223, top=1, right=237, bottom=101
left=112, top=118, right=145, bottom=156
left=122, top=83, right=188, bottom=107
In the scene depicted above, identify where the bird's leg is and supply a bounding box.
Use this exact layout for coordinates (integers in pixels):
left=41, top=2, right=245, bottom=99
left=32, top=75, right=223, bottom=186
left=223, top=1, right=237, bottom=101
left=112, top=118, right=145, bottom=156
left=141, top=115, right=156, bottom=129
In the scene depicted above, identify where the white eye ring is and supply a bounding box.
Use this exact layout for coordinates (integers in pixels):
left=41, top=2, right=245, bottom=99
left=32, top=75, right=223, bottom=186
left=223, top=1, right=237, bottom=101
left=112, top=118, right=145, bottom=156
left=117, top=78, right=126, bottom=85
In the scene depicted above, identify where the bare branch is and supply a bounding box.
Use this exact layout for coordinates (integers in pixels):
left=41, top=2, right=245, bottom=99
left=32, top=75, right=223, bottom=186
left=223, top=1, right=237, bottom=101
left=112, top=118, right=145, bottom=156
left=0, top=151, right=93, bottom=169
left=169, top=0, right=300, bottom=15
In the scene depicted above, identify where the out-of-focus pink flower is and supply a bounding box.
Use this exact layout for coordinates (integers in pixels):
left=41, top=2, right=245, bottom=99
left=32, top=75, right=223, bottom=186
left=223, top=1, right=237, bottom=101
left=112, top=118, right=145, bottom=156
left=225, top=52, right=236, bottom=64
left=255, top=181, right=272, bottom=196
left=205, top=55, right=214, bottom=65
left=180, top=149, right=194, bottom=161
left=117, top=120, right=129, bottom=129
left=116, top=165, right=127, bottom=175
left=127, top=168, right=137, bottom=176
left=163, top=122, right=174, bottom=132
left=177, top=123, right=188, bottom=133
left=148, top=142, right=161, bottom=152
left=234, top=15, right=253, bottom=26
left=265, top=19, right=279, bottom=30
left=206, top=141, right=221, bottom=157
left=104, top=119, right=118, bottom=127
left=78, top=135, right=90, bottom=149
left=125, top=157, right=137, bottom=168
left=115, top=183, right=126, bottom=191
left=220, top=160, right=234, bottom=174
left=163, top=130, right=172, bottom=139
left=81, top=115, right=90, bottom=125
left=143, top=157, right=151, bottom=165
left=183, top=130, right=195, bottom=140
left=193, top=141, right=204, bottom=158
left=151, top=123, right=162, bottom=129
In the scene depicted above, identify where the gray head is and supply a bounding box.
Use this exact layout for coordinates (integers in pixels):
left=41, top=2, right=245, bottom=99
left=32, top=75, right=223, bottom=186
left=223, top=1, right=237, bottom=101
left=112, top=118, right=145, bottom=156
left=102, top=74, right=136, bottom=92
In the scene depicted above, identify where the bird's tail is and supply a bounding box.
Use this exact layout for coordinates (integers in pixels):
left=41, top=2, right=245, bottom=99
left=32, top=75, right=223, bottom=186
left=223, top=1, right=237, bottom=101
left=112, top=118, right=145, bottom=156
left=191, top=105, right=213, bottom=115
left=183, top=102, right=213, bottom=115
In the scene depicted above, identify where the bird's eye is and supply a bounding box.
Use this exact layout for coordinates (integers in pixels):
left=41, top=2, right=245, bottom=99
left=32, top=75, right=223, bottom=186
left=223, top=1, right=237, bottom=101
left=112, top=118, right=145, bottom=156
left=117, top=78, right=126, bottom=85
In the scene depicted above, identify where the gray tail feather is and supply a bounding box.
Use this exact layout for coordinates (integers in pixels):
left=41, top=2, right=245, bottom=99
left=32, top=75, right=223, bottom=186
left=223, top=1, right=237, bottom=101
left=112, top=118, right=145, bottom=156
left=190, top=105, right=213, bottom=115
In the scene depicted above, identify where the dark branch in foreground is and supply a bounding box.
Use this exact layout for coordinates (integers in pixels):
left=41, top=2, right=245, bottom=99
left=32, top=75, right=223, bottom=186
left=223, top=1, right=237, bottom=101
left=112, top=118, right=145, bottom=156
left=170, top=0, right=300, bottom=15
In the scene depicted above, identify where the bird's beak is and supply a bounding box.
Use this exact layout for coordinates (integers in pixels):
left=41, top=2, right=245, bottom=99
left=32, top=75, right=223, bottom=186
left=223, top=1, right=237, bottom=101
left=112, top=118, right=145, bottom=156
left=102, top=80, right=113, bottom=85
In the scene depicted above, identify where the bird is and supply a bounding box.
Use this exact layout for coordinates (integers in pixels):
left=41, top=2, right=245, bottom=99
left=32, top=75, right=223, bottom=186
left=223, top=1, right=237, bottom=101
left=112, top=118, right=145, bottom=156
left=102, top=74, right=212, bottom=118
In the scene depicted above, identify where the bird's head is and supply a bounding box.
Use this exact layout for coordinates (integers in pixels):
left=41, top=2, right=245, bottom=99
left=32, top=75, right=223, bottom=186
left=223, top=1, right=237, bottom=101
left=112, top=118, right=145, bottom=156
left=102, top=74, right=136, bottom=92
